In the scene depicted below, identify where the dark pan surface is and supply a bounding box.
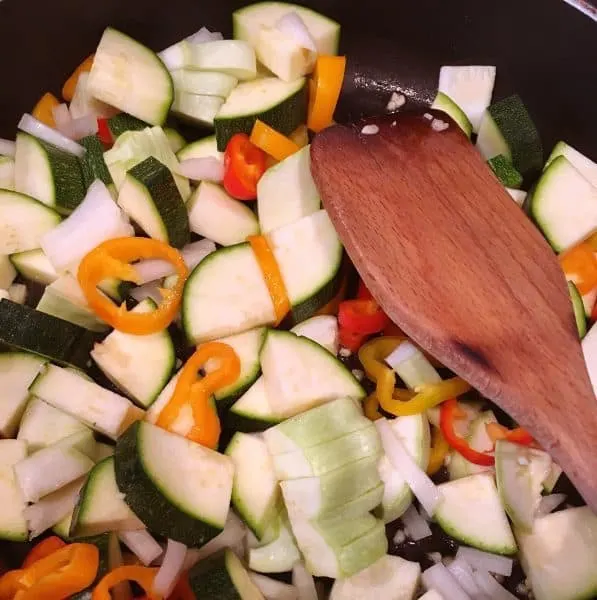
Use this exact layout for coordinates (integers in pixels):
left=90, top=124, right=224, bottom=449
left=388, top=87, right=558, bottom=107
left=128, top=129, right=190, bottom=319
left=0, top=0, right=595, bottom=593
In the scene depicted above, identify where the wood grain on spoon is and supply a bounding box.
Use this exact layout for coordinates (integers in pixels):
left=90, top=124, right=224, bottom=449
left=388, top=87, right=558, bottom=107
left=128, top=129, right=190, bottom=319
left=311, top=112, right=597, bottom=510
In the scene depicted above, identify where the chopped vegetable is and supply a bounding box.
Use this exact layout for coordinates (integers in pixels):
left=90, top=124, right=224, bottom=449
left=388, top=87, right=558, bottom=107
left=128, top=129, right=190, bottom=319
left=96, top=118, right=113, bottom=146
left=427, top=426, right=450, bottom=475
left=250, top=119, right=301, bottom=161
left=92, top=565, right=159, bottom=600
left=223, top=133, right=267, bottom=200
left=32, top=93, right=60, bottom=128
left=22, top=536, right=67, bottom=568
left=77, top=237, right=188, bottom=335
left=486, top=422, right=534, bottom=446
left=307, top=55, right=346, bottom=132
left=559, top=238, right=597, bottom=295
left=62, top=54, right=95, bottom=101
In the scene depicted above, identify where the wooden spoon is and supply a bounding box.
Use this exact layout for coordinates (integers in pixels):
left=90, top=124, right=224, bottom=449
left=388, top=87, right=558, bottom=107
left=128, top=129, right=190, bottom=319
left=310, top=111, right=597, bottom=510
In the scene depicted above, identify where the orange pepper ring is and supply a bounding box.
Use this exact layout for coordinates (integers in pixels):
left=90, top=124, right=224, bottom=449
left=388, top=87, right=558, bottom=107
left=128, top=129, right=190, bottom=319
left=92, top=566, right=160, bottom=600
left=77, top=238, right=188, bottom=335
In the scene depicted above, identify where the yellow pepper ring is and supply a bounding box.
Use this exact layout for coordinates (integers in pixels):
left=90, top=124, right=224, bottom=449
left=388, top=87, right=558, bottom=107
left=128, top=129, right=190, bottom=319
left=427, top=426, right=450, bottom=476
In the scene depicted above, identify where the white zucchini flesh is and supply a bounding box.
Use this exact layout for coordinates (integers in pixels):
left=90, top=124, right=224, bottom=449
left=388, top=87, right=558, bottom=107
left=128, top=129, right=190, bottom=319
left=531, top=156, right=597, bottom=253
left=506, top=187, right=527, bottom=206
left=177, top=135, right=223, bottom=162
left=257, top=145, right=320, bottom=234
left=434, top=473, right=517, bottom=555
left=54, top=429, right=98, bottom=461
left=170, top=69, right=238, bottom=97
left=431, top=92, right=472, bottom=138
left=0, top=352, right=46, bottom=438
left=171, top=92, right=224, bottom=127
left=17, top=397, right=90, bottom=452
left=290, top=315, right=338, bottom=355
left=250, top=573, right=298, bottom=600
left=376, top=414, right=430, bottom=524
left=248, top=514, right=301, bottom=574
left=583, top=323, right=597, bottom=398
left=0, top=254, right=17, bottom=288
left=187, top=181, right=260, bottom=246
left=189, top=40, right=257, bottom=80
left=91, top=299, right=175, bottom=408
left=227, top=433, right=279, bottom=540
left=0, top=156, right=15, bottom=191
left=9, top=248, right=59, bottom=286
left=0, top=440, right=28, bottom=541
left=260, top=329, right=364, bottom=418
left=545, top=140, right=597, bottom=188
left=516, top=507, right=597, bottom=600
left=29, top=364, right=135, bottom=440
left=69, top=71, right=117, bottom=119
left=329, top=554, right=421, bottom=600
left=437, top=66, right=496, bottom=132
left=14, top=445, right=94, bottom=503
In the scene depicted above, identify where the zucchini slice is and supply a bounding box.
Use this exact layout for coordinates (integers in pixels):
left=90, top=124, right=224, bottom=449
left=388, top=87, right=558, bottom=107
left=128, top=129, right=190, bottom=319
left=107, top=113, right=149, bottom=139
left=569, top=281, right=588, bottom=339
left=545, top=140, right=597, bottom=188
left=487, top=154, right=523, bottom=189
left=177, top=135, right=222, bottom=162
left=88, top=27, right=173, bottom=126
left=227, top=377, right=283, bottom=433
left=114, top=421, right=234, bottom=546
left=215, top=77, right=307, bottom=151
left=0, top=440, right=28, bottom=541
left=79, top=134, right=114, bottom=189
left=431, top=92, right=472, bottom=138
left=171, top=70, right=238, bottom=97
left=171, top=92, right=224, bottom=127
left=189, top=40, right=257, bottom=80
left=0, top=156, right=15, bottom=190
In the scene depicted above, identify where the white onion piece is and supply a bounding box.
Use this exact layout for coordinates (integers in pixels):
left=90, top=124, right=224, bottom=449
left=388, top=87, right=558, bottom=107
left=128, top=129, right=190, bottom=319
left=8, top=283, right=27, bottom=305
left=402, top=504, right=433, bottom=540
left=422, top=563, right=472, bottom=600
left=135, top=239, right=217, bottom=284
left=0, top=138, right=16, bottom=157
left=177, top=157, right=224, bottom=182
left=183, top=511, right=246, bottom=569
left=41, top=180, right=133, bottom=273
left=377, top=419, right=441, bottom=516
left=276, top=12, right=317, bottom=52
left=456, top=547, right=513, bottom=577
left=154, top=539, right=187, bottom=597
left=187, top=26, right=224, bottom=44
left=70, top=72, right=118, bottom=120
left=24, top=478, right=83, bottom=539
left=18, top=113, right=85, bottom=156
left=69, top=115, right=99, bottom=141
left=536, top=493, right=567, bottom=517
left=250, top=573, right=298, bottom=600
left=53, top=104, right=72, bottom=135
left=447, top=557, right=484, bottom=597
left=119, top=530, right=163, bottom=566
left=473, top=570, right=518, bottom=600
left=292, top=563, right=317, bottom=600
left=130, top=282, right=163, bottom=305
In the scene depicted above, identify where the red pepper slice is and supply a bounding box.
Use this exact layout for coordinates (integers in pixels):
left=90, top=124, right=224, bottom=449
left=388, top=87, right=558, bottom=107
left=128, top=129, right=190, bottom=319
left=97, top=118, right=113, bottom=147
left=223, top=133, right=267, bottom=201
left=486, top=422, right=534, bottom=446
left=338, top=299, right=390, bottom=335
left=339, top=327, right=368, bottom=352
left=357, top=279, right=374, bottom=300
left=440, top=398, right=495, bottom=466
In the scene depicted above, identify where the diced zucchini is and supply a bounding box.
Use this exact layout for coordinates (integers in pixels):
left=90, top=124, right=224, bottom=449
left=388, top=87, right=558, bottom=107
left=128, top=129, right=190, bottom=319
left=0, top=255, right=16, bottom=289
left=10, top=248, right=58, bottom=286
left=233, top=2, right=341, bottom=55
left=434, top=473, right=517, bottom=555
left=171, top=92, right=225, bottom=127
left=227, top=377, right=283, bottom=433
left=516, top=507, right=597, bottom=600
left=257, top=145, right=320, bottom=234
left=189, top=548, right=265, bottom=599
left=330, top=554, right=421, bottom=600
left=189, top=40, right=257, bottom=80
left=0, top=440, right=28, bottom=541
left=177, top=135, right=223, bottom=162
left=215, top=77, right=307, bottom=151
left=431, top=92, right=472, bottom=138
left=583, top=289, right=597, bottom=319
left=436, top=66, right=496, bottom=132
left=171, top=70, right=238, bottom=97
left=71, top=457, right=145, bottom=537
left=18, top=397, right=90, bottom=452
left=30, top=364, right=134, bottom=440
left=107, top=113, right=149, bottom=139
left=117, top=156, right=189, bottom=247
left=545, top=141, right=597, bottom=188
left=226, top=433, right=279, bottom=540
left=261, top=329, right=364, bottom=418
left=0, top=189, right=61, bottom=254
left=476, top=95, right=543, bottom=176
left=79, top=134, right=114, bottom=189
left=0, top=299, right=99, bottom=368
left=187, top=182, right=260, bottom=246
left=69, top=71, right=117, bottom=120
left=88, top=27, right=173, bottom=125
left=583, top=323, right=597, bottom=398
left=104, top=126, right=190, bottom=200
left=291, top=315, right=338, bottom=355
left=91, top=298, right=175, bottom=408
left=0, top=352, right=46, bottom=438
left=569, top=281, right=588, bottom=338
left=0, top=156, right=15, bottom=190
left=164, top=127, right=186, bottom=153
left=531, top=156, right=597, bottom=252
left=376, top=414, right=430, bottom=523
left=114, top=421, right=234, bottom=546
left=487, top=154, right=523, bottom=189
left=506, top=187, right=527, bottom=206
left=14, top=132, right=86, bottom=214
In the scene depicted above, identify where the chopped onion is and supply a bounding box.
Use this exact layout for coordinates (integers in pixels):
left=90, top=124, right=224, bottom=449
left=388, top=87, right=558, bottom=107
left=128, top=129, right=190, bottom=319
left=447, top=557, right=483, bottom=597
left=187, top=26, right=224, bottom=44
left=53, top=104, right=72, bottom=134
left=276, top=12, right=317, bottom=52
left=41, top=180, right=133, bottom=273
left=473, top=570, right=518, bottom=600
left=250, top=573, right=298, bottom=600
left=135, top=239, right=217, bottom=284
left=119, top=530, right=163, bottom=566
left=377, top=419, right=441, bottom=516
left=53, top=104, right=98, bottom=141
left=292, top=563, right=317, bottom=600
left=0, top=138, right=16, bottom=157
left=24, top=478, right=83, bottom=539
left=402, top=504, right=433, bottom=540
left=183, top=511, right=246, bottom=569
left=153, top=539, right=187, bottom=597
left=536, top=493, right=567, bottom=517
left=69, top=72, right=118, bottom=120
left=421, top=563, right=472, bottom=600
left=177, top=157, right=224, bottom=182
left=18, top=113, right=86, bottom=157
left=456, top=547, right=513, bottom=577
left=130, top=282, right=163, bottom=305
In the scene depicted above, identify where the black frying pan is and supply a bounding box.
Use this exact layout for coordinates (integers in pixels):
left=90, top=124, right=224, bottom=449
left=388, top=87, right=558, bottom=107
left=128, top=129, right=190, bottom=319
left=0, top=0, right=595, bottom=594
